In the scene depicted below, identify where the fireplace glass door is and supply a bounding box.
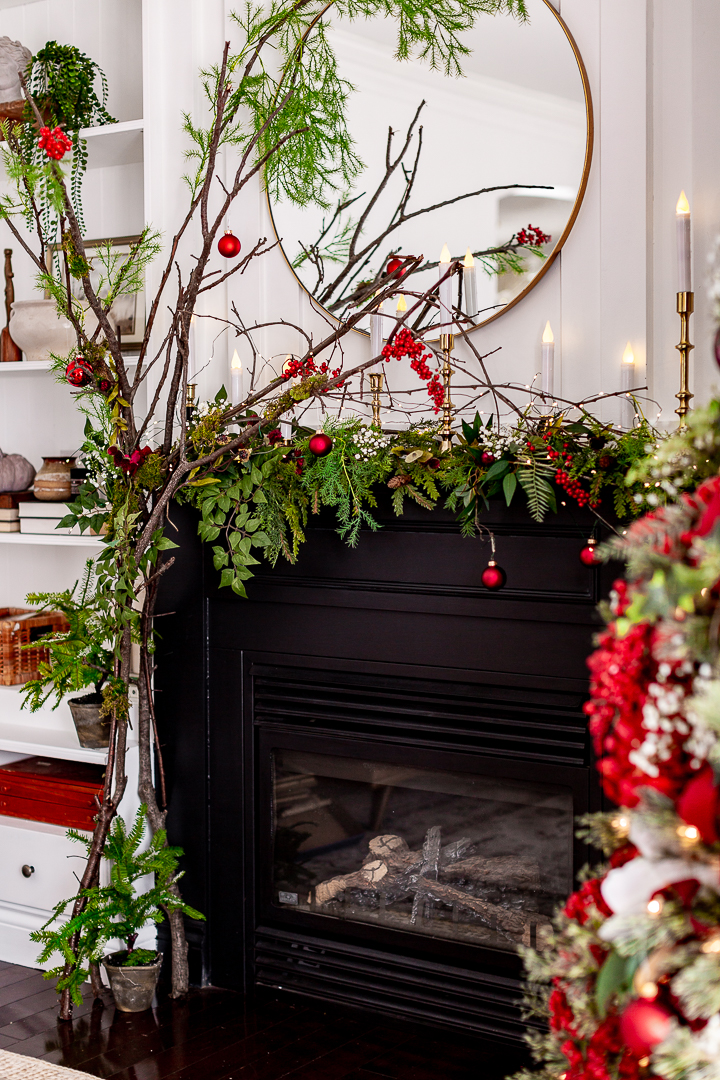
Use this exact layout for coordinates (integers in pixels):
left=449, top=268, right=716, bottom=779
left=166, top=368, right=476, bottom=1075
left=270, top=748, right=574, bottom=952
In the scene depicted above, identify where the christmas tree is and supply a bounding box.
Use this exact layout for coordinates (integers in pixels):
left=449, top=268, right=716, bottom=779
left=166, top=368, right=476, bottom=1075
left=516, top=409, right=720, bottom=1080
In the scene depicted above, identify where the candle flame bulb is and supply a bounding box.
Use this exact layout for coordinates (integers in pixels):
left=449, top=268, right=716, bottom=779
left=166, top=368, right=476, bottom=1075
left=623, top=342, right=635, bottom=365
left=282, top=353, right=293, bottom=375
left=440, top=243, right=451, bottom=264
left=676, top=190, right=690, bottom=215
left=463, top=248, right=474, bottom=268
left=231, top=349, right=242, bottom=371
left=396, top=294, right=407, bottom=313
left=542, top=321, right=554, bottom=345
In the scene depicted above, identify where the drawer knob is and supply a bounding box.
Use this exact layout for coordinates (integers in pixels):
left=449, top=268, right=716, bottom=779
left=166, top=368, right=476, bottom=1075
left=21, top=865, right=35, bottom=878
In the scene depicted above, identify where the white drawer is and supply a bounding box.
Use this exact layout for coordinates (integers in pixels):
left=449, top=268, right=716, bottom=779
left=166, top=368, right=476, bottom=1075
left=0, top=815, right=91, bottom=912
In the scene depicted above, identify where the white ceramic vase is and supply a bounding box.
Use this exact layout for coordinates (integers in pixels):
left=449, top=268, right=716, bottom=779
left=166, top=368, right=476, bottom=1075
left=9, top=300, right=74, bottom=363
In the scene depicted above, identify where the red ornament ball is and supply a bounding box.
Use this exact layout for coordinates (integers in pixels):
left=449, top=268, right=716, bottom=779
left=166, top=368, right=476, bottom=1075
left=308, top=431, right=333, bottom=457
left=580, top=540, right=598, bottom=566
left=620, top=999, right=674, bottom=1056
left=65, top=358, right=93, bottom=387
left=218, top=230, right=241, bottom=258
left=481, top=452, right=496, bottom=466
left=481, top=561, right=506, bottom=591
left=676, top=765, right=720, bottom=844
left=387, top=257, right=403, bottom=275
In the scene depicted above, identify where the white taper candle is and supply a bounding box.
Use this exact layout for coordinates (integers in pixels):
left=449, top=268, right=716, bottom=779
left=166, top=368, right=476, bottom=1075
left=676, top=191, right=692, bottom=293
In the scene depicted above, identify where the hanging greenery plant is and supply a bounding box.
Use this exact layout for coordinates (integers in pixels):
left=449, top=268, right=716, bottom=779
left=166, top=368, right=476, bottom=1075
left=19, top=41, right=115, bottom=237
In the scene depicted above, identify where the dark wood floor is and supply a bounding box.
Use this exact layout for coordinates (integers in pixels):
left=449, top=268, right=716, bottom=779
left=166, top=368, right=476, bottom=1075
left=0, top=961, right=529, bottom=1079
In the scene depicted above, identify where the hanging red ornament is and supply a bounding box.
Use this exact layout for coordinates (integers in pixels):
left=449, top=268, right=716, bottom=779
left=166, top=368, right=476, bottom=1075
left=481, top=560, right=506, bottom=591
left=218, top=229, right=241, bottom=258
left=387, top=257, right=403, bottom=275
left=481, top=451, right=496, bottom=466
left=308, top=430, right=333, bottom=457
left=620, top=999, right=674, bottom=1056
left=580, top=537, right=598, bottom=566
left=65, top=358, right=93, bottom=387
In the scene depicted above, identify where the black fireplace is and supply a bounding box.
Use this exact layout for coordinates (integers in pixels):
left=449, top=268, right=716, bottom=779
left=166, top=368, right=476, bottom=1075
left=155, top=496, right=610, bottom=1038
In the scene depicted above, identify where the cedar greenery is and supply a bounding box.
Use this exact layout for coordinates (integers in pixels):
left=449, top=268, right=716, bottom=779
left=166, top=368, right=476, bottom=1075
left=31, top=805, right=204, bottom=1008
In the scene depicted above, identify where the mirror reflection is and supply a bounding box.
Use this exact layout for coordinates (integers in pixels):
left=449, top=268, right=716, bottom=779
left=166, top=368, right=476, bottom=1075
left=269, top=0, right=590, bottom=334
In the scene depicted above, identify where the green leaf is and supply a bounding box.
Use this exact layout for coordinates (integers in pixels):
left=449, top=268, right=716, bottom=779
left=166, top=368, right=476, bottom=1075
left=595, top=950, right=639, bottom=1017
left=502, top=471, right=517, bottom=507
left=154, top=537, right=179, bottom=551
left=483, top=459, right=510, bottom=483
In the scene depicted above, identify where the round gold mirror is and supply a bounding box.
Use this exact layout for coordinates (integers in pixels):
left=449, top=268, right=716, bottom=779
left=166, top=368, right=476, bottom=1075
left=268, top=0, right=592, bottom=335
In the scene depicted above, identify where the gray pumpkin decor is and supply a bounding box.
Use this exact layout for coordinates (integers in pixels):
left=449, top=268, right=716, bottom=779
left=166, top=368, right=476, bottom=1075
left=0, top=448, right=35, bottom=492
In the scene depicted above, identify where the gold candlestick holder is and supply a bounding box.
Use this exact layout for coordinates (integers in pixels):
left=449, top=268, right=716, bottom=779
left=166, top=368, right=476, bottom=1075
left=369, top=372, right=384, bottom=427
left=675, top=291, right=694, bottom=426
left=439, top=333, right=455, bottom=451
left=185, top=382, right=197, bottom=423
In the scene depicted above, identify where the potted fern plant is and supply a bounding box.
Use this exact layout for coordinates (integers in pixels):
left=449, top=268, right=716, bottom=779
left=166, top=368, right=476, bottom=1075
left=22, top=562, right=124, bottom=748
left=32, top=805, right=204, bottom=1012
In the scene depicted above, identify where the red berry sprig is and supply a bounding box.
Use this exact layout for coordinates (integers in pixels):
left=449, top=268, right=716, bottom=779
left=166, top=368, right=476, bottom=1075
left=382, top=329, right=444, bottom=414
left=544, top=435, right=598, bottom=509
left=516, top=224, right=551, bottom=248
left=282, top=355, right=343, bottom=390
left=38, top=126, right=73, bottom=161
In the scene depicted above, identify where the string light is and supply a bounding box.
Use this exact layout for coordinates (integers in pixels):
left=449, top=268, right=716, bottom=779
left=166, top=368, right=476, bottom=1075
left=702, top=935, right=720, bottom=954
left=647, top=898, right=663, bottom=915
left=639, top=981, right=658, bottom=999
left=677, top=824, right=699, bottom=841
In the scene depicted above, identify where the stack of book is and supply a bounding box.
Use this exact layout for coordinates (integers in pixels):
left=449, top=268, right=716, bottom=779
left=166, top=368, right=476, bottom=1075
left=0, top=491, right=34, bottom=533
left=19, top=502, right=79, bottom=535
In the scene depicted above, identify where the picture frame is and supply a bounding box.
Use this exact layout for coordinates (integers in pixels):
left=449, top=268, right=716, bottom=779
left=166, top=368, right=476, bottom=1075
left=45, top=234, right=145, bottom=352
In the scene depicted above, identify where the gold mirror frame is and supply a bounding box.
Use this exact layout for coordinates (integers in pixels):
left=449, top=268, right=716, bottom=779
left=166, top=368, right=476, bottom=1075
left=266, top=0, right=594, bottom=336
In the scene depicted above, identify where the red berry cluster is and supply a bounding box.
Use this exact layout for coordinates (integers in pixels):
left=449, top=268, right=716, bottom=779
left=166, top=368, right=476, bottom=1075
left=516, top=224, right=551, bottom=247
left=38, top=126, right=72, bottom=160
left=382, top=329, right=444, bottom=414
left=544, top=437, right=597, bottom=508
left=381, top=328, right=426, bottom=362
left=282, top=356, right=343, bottom=389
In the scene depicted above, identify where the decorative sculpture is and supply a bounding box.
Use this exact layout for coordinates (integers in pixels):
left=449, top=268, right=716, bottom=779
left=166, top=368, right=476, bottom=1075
left=0, top=38, right=31, bottom=106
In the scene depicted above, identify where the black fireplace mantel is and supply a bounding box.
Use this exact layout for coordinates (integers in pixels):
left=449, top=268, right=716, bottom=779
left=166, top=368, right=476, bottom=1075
left=155, top=495, right=613, bottom=1036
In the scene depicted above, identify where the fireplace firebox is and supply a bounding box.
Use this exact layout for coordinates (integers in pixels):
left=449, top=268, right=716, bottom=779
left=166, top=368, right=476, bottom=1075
left=155, top=497, right=611, bottom=1038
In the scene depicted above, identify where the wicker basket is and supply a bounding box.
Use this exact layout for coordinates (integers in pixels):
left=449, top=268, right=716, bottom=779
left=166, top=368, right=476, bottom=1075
left=0, top=608, right=70, bottom=686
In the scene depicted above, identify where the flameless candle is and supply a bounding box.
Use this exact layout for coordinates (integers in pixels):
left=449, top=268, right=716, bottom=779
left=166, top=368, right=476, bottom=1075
left=676, top=191, right=692, bottom=293
left=621, top=342, right=635, bottom=429
left=231, top=349, right=242, bottom=407
left=541, top=321, right=554, bottom=395
left=396, top=294, right=407, bottom=314
left=188, top=314, right=197, bottom=381
left=370, top=301, right=384, bottom=358
left=280, top=420, right=292, bottom=441
left=463, top=248, right=478, bottom=318
left=439, top=243, right=453, bottom=331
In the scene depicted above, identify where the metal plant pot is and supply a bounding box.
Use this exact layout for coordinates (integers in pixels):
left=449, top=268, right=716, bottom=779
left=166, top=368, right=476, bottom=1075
left=68, top=693, right=110, bottom=749
left=103, top=952, right=162, bottom=1012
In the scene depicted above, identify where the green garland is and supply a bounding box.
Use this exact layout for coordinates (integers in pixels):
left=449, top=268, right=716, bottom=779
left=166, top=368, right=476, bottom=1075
left=173, top=396, right=660, bottom=597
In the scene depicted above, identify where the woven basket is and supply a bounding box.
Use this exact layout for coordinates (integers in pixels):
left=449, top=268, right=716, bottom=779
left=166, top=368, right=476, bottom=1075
left=0, top=608, right=70, bottom=686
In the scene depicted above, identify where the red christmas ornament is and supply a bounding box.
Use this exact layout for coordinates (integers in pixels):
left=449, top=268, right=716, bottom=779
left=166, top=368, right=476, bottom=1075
left=308, top=430, right=333, bottom=457
left=580, top=538, right=598, bottom=566
left=218, top=229, right=241, bottom=258
left=98, top=378, right=112, bottom=394
left=677, top=765, right=720, bottom=844
left=65, top=358, right=93, bottom=387
left=387, top=257, right=403, bottom=275
left=481, top=452, right=496, bottom=466
left=481, top=560, right=506, bottom=591
left=620, top=999, right=674, bottom=1056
